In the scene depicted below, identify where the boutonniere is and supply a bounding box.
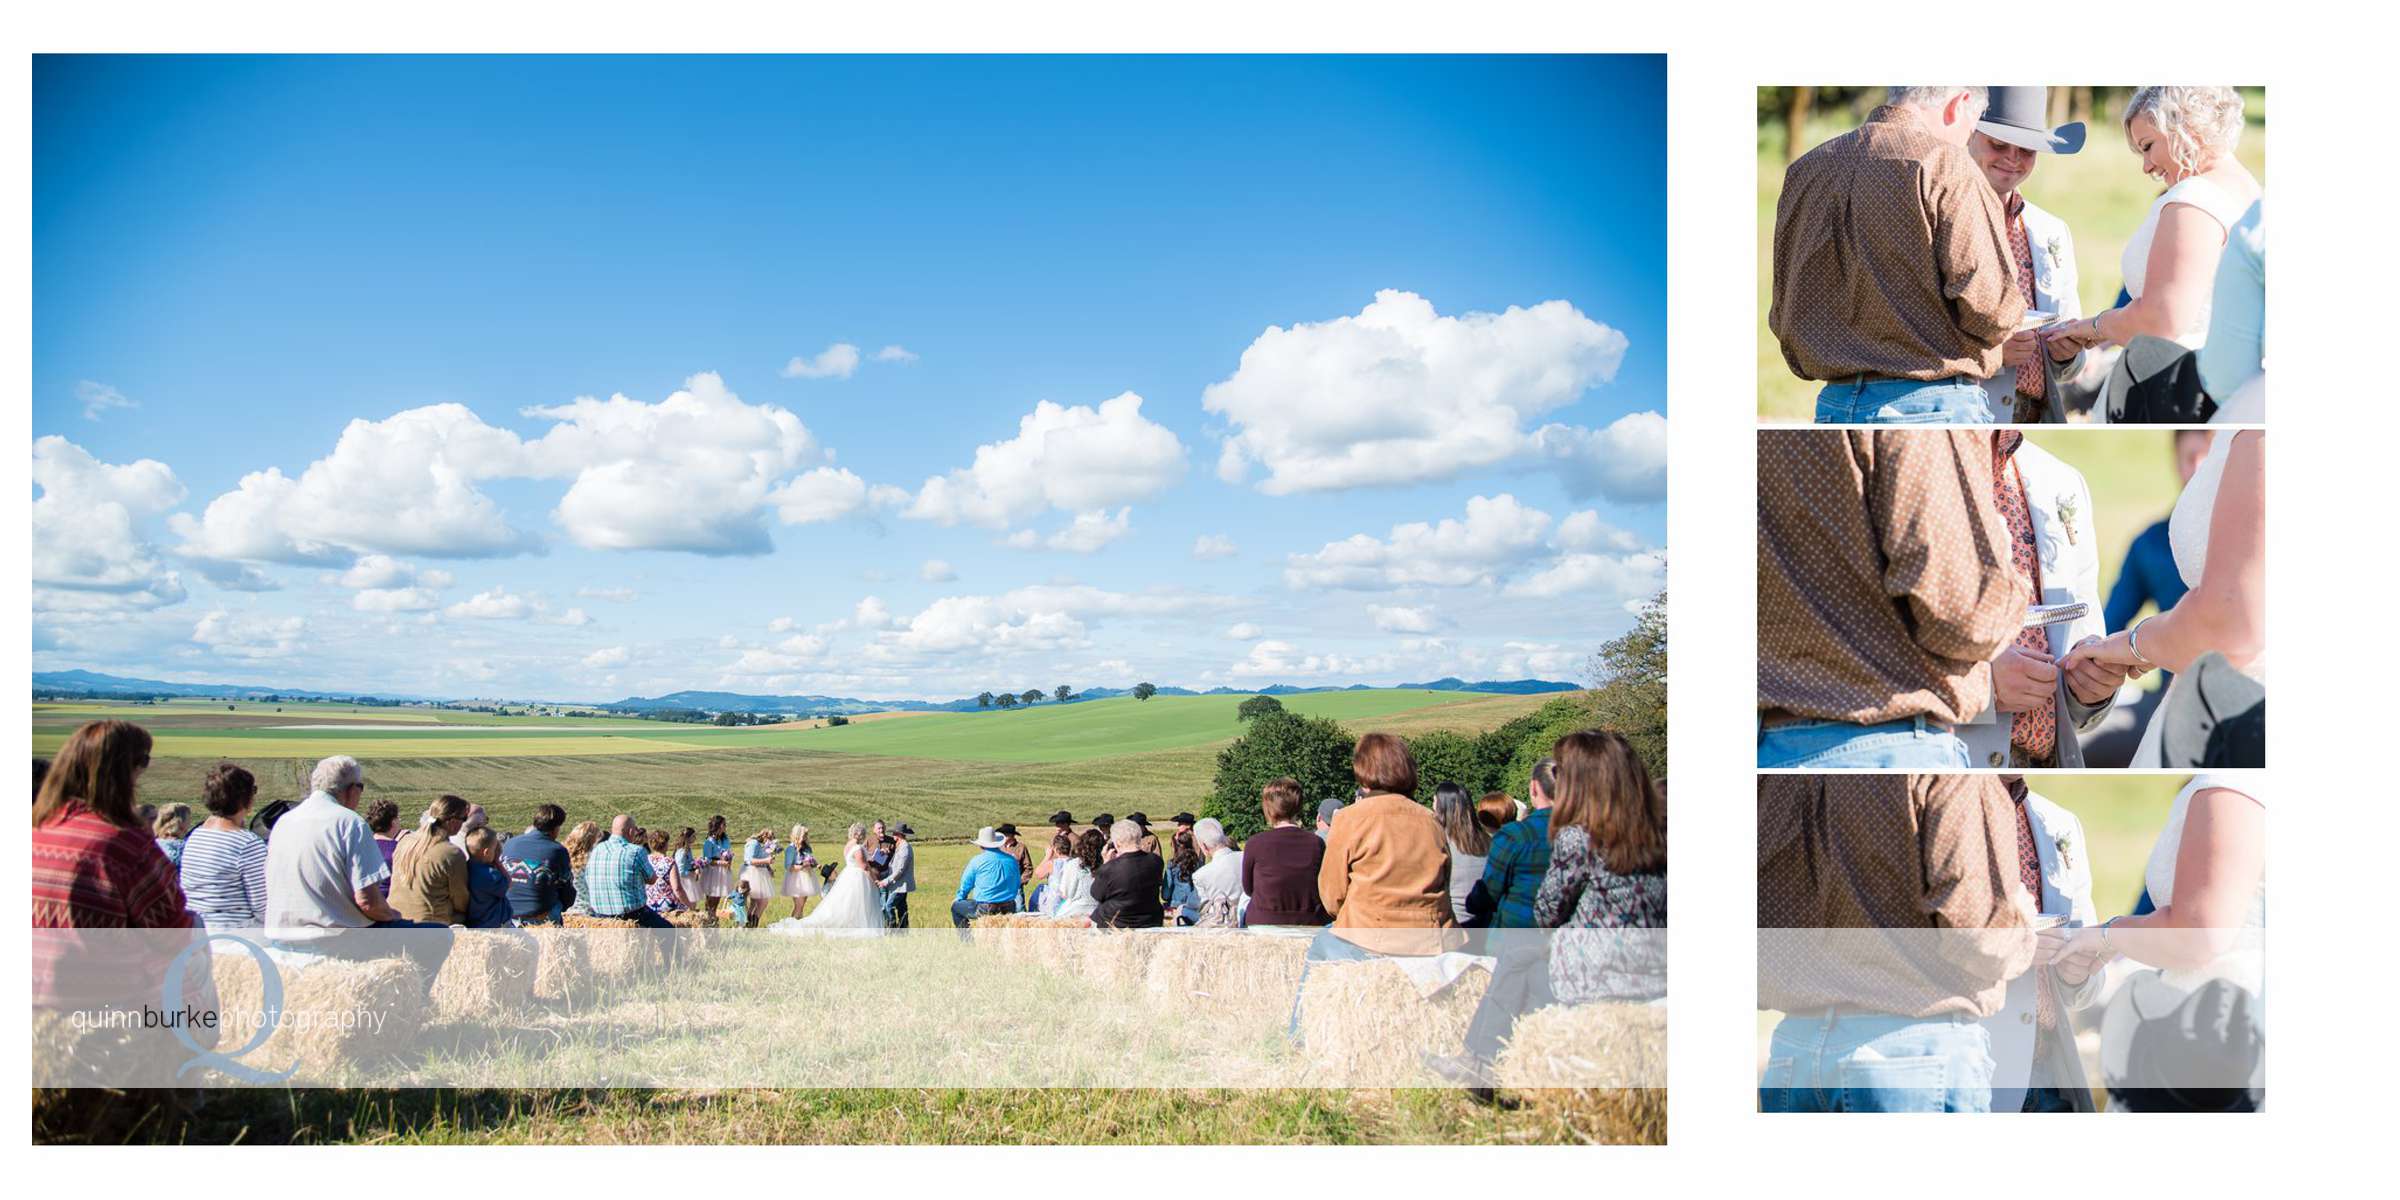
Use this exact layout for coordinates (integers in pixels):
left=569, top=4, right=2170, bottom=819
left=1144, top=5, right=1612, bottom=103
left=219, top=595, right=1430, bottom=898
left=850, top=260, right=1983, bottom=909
left=2046, top=236, right=2067, bottom=272
left=2051, top=829, right=2076, bottom=874
left=2054, top=493, right=2080, bottom=545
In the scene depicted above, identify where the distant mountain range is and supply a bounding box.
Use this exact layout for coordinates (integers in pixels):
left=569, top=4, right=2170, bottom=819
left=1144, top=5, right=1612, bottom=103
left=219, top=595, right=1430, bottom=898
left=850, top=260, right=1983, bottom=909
left=33, top=668, right=1578, bottom=715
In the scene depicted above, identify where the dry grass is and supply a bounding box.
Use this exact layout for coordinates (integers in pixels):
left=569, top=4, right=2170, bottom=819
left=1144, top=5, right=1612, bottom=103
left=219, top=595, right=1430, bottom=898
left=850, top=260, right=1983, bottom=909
left=209, top=950, right=425, bottom=1080
left=429, top=930, right=539, bottom=1022
left=1294, top=959, right=1491, bottom=1086
left=1492, top=1001, right=1668, bottom=1144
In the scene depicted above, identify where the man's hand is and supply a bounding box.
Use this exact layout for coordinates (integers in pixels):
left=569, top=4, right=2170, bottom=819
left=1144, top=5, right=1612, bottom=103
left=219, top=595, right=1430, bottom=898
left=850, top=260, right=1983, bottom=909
left=1992, top=645, right=2060, bottom=712
left=2037, top=926, right=2112, bottom=986
left=2063, top=634, right=2130, bottom=705
left=2000, top=329, right=2040, bottom=368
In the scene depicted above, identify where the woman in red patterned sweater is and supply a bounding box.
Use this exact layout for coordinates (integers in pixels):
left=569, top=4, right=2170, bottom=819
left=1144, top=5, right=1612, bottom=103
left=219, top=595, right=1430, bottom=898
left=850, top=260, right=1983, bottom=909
left=31, top=720, right=198, bottom=1011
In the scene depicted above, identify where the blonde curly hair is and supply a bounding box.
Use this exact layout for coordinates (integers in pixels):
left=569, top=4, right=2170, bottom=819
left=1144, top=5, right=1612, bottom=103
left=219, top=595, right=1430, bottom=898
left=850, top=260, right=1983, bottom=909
left=2123, top=87, right=2246, bottom=177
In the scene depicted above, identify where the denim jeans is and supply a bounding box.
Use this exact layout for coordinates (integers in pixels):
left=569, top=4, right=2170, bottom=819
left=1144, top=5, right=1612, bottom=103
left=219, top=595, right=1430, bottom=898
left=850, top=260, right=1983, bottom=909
left=1814, top=377, right=1994, bottom=425
left=950, top=897, right=1016, bottom=938
left=1462, top=933, right=1555, bottom=1062
left=1757, top=715, right=1971, bottom=769
left=1760, top=1011, right=1994, bottom=1113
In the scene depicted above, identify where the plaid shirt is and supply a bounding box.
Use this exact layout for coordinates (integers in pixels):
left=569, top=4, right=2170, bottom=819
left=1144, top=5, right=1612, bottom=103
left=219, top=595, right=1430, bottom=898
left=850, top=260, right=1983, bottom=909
left=1479, top=807, right=1554, bottom=929
left=583, top=835, right=656, bottom=916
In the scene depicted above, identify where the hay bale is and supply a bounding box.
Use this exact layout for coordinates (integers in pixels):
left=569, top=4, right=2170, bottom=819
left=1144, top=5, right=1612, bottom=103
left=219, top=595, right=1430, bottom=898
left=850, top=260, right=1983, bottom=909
left=1492, top=1001, right=1668, bottom=1144
left=560, top=912, right=666, bottom=981
left=428, top=929, right=539, bottom=1022
left=525, top=925, right=593, bottom=1003
left=1145, top=932, right=1310, bottom=1022
left=1078, top=927, right=1177, bottom=993
left=1295, top=957, right=1491, bottom=1084
left=207, top=948, right=425, bottom=1079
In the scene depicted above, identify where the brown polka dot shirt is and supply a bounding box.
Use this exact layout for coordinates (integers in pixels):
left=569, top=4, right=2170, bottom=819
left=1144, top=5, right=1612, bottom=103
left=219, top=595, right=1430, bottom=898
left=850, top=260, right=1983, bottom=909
left=1757, top=774, right=2035, bottom=1019
left=1768, top=105, right=2026, bottom=384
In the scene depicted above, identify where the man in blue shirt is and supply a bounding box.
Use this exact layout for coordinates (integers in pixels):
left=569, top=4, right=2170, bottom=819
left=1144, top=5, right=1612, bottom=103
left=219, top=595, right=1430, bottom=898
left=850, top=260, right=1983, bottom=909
left=1473, top=758, right=1558, bottom=929
left=503, top=803, right=575, bottom=923
left=586, top=814, right=668, bottom=928
left=950, top=826, right=1023, bottom=937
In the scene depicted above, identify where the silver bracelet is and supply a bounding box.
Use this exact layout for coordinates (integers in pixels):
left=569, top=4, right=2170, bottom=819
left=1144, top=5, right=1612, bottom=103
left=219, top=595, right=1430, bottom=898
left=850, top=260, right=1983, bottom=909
left=2128, top=617, right=2158, bottom=669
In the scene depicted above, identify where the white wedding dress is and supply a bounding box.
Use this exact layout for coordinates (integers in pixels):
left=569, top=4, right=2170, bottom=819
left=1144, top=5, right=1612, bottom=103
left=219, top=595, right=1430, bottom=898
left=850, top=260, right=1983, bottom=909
left=769, top=842, right=884, bottom=938
left=2132, top=379, right=2265, bottom=767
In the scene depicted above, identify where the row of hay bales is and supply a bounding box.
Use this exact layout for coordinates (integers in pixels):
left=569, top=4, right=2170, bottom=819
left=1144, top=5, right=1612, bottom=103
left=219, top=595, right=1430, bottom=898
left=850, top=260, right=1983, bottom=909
left=194, top=918, right=716, bottom=1083
left=968, top=912, right=1665, bottom=1143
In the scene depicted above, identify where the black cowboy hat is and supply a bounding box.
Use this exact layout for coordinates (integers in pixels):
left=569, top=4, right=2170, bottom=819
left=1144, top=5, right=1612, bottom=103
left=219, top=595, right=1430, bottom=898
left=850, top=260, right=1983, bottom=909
left=1124, top=811, right=1151, bottom=828
left=1171, top=811, right=1197, bottom=826
left=995, top=822, right=1020, bottom=837
left=894, top=823, right=916, bottom=837
left=1048, top=809, right=1075, bottom=826
left=1092, top=812, right=1116, bottom=828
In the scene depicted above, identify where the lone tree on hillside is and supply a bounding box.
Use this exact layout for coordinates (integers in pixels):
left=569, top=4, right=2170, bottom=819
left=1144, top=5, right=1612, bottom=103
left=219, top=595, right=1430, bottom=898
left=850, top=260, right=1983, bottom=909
left=1020, top=689, right=1044, bottom=707
left=1133, top=682, right=1158, bottom=701
left=1054, top=684, right=1072, bottom=703
left=1237, top=694, right=1284, bottom=722
left=996, top=692, right=1018, bottom=709
left=976, top=691, right=994, bottom=710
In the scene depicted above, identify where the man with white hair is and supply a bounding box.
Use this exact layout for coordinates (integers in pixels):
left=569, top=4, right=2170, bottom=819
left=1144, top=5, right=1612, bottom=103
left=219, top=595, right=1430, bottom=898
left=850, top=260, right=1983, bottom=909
left=264, top=755, right=452, bottom=990
left=1770, top=86, right=2026, bottom=423
left=1090, top=817, right=1165, bottom=928
left=1188, top=817, right=1246, bottom=927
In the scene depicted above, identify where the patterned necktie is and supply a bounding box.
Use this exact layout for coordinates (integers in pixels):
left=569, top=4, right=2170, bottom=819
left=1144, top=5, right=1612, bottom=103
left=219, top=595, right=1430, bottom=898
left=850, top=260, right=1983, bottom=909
left=2014, top=797, right=2056, bottom=1032
left=1991, top=435, right=2056, bottom=761
left=2007, top=198, right=2047, bottom=406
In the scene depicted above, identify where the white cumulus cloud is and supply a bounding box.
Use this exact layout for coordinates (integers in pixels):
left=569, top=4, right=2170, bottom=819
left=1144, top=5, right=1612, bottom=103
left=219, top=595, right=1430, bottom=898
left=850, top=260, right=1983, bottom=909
left=353, top=587, right=439, bottom=612
left=920, top=559, right=957, bottom=582
left=902, top=392, right=1185, bottom=530
left=1191, top=534, right=1237, bottom=560
left=1531, top=410, right=1668, bottom=504
left=583, top=646, right=631, bottom=669
left=1226, top=622, right=1264, bottom=641
left=32, top=437, right=189, bottom=612
left=875, top=345, right=918, bottom=364
left=1368, top=604, right=1441, bottom=634
left=445, top=586, right=533, bottom=620
left=192, top=609, right=306, bottom=660
left=1006, top=507, right=1132, bottom=554
left=1204, top=290, right=1630, bottom=494
left=1284, top=494, right=1555, bottom=590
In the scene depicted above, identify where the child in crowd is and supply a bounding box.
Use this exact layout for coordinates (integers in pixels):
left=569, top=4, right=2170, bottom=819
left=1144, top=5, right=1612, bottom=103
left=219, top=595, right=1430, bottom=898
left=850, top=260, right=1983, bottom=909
left=463, top=828, right=516, bottom=928
left=153, top=804, right=192, bottom=866
left=645, top=828, right=687, bottom=913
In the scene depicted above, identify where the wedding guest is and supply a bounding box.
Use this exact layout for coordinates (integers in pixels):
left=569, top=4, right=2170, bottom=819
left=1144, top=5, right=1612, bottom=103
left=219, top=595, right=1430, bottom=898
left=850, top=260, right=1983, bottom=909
left=2104, top=431, right=2208, bottom=641
left=1242, top=778, right=1329, bottom=926
left=1312, top=797, right=1343, bottom=840
left=1957, top=430, right=2126, bottom=769
left=31, top=721, right=196, bottom=1007
left=950, top=826, right=1024, bottom=935
left=2198, top=199, right=2265, bottom=401
left=2040, top=88, right=2261, bottom=419
left=1189, top=817, right=1245, bottom=928
left=1474, top=759, right=1558, bottom=929
left=177, top=762, right=270, bottom=929
left=740, top=827, right=778, bottom=929
left=1769, top=86, right=2022, bottom=423
left=390, top=795, right=471, bottom=925
left=365, top=799, right=402, bottom=895
left=1160, top=828, right=1204, bottom=925
left=1431, top=782, right=1493, bottom=926
left=1091, top=818, right=1165, bottom=929
left=503, top=804, right=575, bottom=924
left=1980, top=776, right=2104, bottom=1113
left=461, top=828, right=515, bottom=928
left=645, top=828, right=688, bottom=913
left=151, top=803, right=191, bottom=866
left=695, top=815, right=733, bottom=923
left=881, top=823, right=917, bottom=929
left=1047, top=828, right=1103, bottom=920
left=1091, top=813, right=1116, bottom=843
left=586, top=813, right=673, bottom=930
left=1435, top=731, right=1668, bottom=1097
left=1757, top=429, right=2026, bottom=768
left=1125, top=812, right=1161, bottom=857
left=448, top=802, right=488, bottom=855
left=779, top=824, right=819, bottom=920
left=1757, top=774, right=2033, bottom=1113
left=1966, top=87, right=2094, bottom=423
left=563, top=819, right=602, bottom=917
left=1317, top=734, right=1455, bottom=955
left=264, top=756, right=452, bottom=991
left=999, top=822, right=1032, bottom=905
left=1031, top=810, right=1076, bottom=885
left=1030, top=828, right=1074, bottom=912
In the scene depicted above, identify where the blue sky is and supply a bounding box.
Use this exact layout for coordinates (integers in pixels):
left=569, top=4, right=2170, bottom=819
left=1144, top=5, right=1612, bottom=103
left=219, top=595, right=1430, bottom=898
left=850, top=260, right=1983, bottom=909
left=32, top=54, right=1666, bottom=703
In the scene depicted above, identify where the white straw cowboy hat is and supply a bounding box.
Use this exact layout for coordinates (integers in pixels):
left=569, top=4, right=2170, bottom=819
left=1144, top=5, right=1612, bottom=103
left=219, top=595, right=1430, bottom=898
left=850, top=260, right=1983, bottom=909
left=1977, top=86, right=2085, bottom=154
left=974, top=826, right=1006, bottom=849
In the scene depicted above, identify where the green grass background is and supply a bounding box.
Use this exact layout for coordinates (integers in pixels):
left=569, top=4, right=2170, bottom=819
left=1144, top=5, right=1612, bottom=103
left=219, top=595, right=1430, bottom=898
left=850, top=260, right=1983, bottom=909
left=1757, top=92, right=2267, bottom=421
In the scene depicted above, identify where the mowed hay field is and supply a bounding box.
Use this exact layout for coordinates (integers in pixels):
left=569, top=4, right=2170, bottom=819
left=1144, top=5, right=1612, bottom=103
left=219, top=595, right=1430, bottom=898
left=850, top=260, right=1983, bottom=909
left=35, top=688, right=1610, bottom=1145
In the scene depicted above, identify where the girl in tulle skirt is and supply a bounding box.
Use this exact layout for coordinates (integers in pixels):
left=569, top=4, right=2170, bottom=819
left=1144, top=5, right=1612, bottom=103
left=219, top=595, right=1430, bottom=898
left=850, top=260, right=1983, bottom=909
left=781, top=823, right=822, bottom=919
left=694, top=815, right=735, bottom=924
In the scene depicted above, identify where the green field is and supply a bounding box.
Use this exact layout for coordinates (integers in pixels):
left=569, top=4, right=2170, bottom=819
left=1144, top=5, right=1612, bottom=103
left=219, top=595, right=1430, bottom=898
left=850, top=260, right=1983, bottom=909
left=1757, top=95, right=2268, bottom=421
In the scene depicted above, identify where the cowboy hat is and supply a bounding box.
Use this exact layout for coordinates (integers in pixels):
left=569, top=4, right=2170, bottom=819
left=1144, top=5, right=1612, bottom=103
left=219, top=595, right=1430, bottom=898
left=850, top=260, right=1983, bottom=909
left=974, top=826, right=1007, bottom=849
left=1976, top=86, right=2085, bottom=154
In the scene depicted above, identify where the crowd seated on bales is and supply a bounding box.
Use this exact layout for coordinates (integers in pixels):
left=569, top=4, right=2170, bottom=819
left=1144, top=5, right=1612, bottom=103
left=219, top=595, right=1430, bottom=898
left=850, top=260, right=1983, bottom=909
left=34, top=716, right=1666, bottom=1098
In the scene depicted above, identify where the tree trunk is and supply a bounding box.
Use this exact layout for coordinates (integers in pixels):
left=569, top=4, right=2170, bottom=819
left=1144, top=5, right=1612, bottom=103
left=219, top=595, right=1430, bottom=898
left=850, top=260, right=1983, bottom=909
left=1783, top=86, right=1816, bottom=165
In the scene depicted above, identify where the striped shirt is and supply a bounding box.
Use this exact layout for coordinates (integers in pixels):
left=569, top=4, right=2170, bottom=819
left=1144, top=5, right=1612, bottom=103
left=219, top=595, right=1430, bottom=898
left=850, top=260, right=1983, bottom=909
left=177, top=825, right=271, bottom=928
left=584, top=835, right=656, bottom=916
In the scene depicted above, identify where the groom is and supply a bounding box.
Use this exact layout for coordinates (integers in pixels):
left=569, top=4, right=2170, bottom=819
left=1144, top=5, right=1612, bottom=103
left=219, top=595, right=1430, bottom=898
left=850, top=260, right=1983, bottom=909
left=879, top=823, right=916, bottom=928
left=1967, top=86, right=2093, bottom=424
left=1957, top=431, right=2129, bottom=768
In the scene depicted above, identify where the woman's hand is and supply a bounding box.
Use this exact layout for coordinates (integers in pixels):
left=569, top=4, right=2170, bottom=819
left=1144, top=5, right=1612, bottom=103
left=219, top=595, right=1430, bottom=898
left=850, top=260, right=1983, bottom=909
left=2063, top=634, right=2136, bottom=704
left=2060, top=630, right=2143, bottom=674
left=2038, top=316, right=2108, bottom=352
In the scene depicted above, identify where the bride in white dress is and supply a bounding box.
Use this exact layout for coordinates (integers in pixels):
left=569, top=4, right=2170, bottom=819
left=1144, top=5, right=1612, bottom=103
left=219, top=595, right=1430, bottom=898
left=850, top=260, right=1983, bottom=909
left=769, top=823, right=884, bottom=938
left=2061, top=378, right=2263, bottom=766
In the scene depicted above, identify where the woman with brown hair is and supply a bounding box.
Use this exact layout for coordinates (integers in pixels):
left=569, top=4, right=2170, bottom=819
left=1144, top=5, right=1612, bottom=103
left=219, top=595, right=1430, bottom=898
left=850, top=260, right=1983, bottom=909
left=31, top=721, right=195, bottom=1007
left=1316, top=732, right=1457, bottom=955
left=1046, top=827, right=1105, bottom=921
left=1537, top=728, right=1667, bottom=1002
left=1241, top=777, right=1327, bottom=927
left=562, top=819, right=602, bottom=917
left=178, top=762, right=271, bottom=929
